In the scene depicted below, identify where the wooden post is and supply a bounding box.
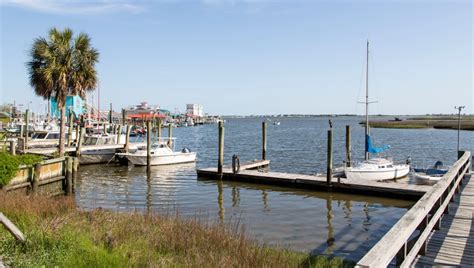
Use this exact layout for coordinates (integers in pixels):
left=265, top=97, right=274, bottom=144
left=66, top=157, right=73, bottom=195
left=109, top=103, right=113, bottom=124
left=157, top=119, right=162, bottom=141
left=262, top=121, right=267, bottom=160
left=103, top=123, right=107, bottom=134
left=125, top=125, right=131, bottom=152
left=327, top=129, right=333, bottom=185
left=345, top=125, right=351, bottom=167
left=32, top=162, right=41, bottom=193
left=218, top=121, right=224, bottom=176
left=72, top=157, right=78, bottom=193
left=75, top=126, right=79, bottom=143
left=167, top=123, right=173, bottom=147
left=117, top=124, right=122, bottom=144
left=121, top=108, right=126, bottom=125
left=24, top=109, right=29, bottom=149
left=9, top=140, right=15, bottom=155
left=147, top=121, right=152, bottom=170
left=76, top=127, right=84, bottom=157
left=19, top=125, right=24, bottom=139
left=68, top=112, right=74, bottom=146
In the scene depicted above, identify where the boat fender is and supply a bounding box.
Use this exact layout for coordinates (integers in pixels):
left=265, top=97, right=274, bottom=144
left=232, top=154, right=240, bottom=174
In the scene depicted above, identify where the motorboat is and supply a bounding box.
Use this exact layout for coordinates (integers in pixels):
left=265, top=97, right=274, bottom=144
left=344, top=41, right=410, bottom=181
left=117, top=138, right=196, bottom=166
left=78, top=133, right=125, bottom=164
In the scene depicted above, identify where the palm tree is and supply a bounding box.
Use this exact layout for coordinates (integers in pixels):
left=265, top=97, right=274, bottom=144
left=27, top=28, right=99, bottom=156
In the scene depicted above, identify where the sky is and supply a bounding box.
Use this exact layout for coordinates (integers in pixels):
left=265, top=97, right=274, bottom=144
left=0, top=0, right=472, bottom=116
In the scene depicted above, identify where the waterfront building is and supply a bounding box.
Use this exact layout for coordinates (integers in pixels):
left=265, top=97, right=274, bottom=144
left=186, top=104, right=204, bottom=118
left=50, top=95, right=85, bottom=119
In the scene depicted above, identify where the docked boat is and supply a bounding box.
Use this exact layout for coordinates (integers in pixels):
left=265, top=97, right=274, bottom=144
left=412, top=161, right=449, bottom=181
left=78, top=133, right=125, bottom=164
left=344, top=41, right=410, bottom=181
left=117, top=139, right=196, bottom=166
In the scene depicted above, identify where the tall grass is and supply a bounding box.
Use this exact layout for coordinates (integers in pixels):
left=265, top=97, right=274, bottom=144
left=0, top=193, right=351, bottom=267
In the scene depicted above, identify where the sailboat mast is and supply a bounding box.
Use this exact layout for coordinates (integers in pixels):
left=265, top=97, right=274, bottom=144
left=365, top=40, right=370, bottom=161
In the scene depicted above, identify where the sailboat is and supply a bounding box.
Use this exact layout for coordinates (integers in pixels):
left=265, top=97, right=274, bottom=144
left=344, top=41, right=410, bottom=181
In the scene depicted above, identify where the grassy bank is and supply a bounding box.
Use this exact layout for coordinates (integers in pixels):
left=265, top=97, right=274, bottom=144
left=363, top=119, right=474, bottom=131
left=0, top=193, right=351, bottom=267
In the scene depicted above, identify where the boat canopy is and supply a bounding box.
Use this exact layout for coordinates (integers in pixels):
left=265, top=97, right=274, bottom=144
left=366, top=135, right=390, bottom=154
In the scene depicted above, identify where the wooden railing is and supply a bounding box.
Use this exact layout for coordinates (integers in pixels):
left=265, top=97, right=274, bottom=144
left=356, top=151, right=472, bottom=268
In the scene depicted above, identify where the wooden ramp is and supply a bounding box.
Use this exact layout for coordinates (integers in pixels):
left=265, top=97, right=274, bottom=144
left=197, top=165, right=430, bottom=200
left=412, top=174, right=474, bottom=267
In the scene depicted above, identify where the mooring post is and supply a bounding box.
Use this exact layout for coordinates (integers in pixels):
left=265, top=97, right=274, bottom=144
left=167, top=123, right=173, bottom=147
left=218, top=121, right=225, bottom=177
left=24, top=109, right=29, bottom=149
left=121, top=108, right=126, bottom=125
left=72, top=157, right=78, bottom=193
left=32, top=162, right=41, bottom=193
left=109, top=103, right=113, bottom=124
left=147, top=121, right=152, bottom=170
left=262, top=121, right=267, bottom=160
left=327, top=129, right=333, bottom=185
left=76, top=127, right=84, bottom=157
left=75, top=125, right=79, bottom=144
left=125, top=125, right=131, bottom=152
left=9, top=140, right=16, bottom=155
left=66, top=157, right=73, bottom=195
left=19, top=125, right=24, bottom=140
left=67, top=112, right=74, bottom=146
left=157, top=119, right=162, bottom=142
left=116, top=124, right=122, bottom=144
left=345, top=125, right=351, bottom=167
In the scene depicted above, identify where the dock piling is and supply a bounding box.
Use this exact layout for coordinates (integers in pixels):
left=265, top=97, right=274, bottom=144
left=67, top=112, right=74, bottom=146
left=9, top=140, right=15, bottom=155
left=157, top=120, right=162, bottom=140
left=125, top=125, right=131, bottom=152
left=262, top=121, right=267, bottom=160
left=24, top=109, right=29, bottom=149
left=121, top=109, right=126, bottom=125
left=327, top=129, right=333, bottom=185
left=65, top=157, right=73, bottom=195
left=218, top=121, right=225, bottom=177
left=167, top=123, right=173, bottom=147
left=147, top=121, right=152, bottom=170
left=117, top=124, right=122, bottom=144
left=346, top=125, right=351, bottom=167
left=32, top=163, right=41, bottom=193
left=76, top=127, right=84, bottom=157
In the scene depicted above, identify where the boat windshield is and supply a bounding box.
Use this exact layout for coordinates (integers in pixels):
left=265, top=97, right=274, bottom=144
left=32, top=133, right=47, bottom=139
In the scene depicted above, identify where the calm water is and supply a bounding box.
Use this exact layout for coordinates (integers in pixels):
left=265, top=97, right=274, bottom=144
left=76, top=117, right=474, bottom=262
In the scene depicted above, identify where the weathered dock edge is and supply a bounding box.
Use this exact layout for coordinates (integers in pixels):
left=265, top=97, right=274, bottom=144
left=355, top=151, right=471, bottom=267
left=197, top=167, right=429, bottom=201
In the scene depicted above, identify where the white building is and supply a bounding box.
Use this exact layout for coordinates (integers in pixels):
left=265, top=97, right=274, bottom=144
left=186, top=104, right=204, bottom=117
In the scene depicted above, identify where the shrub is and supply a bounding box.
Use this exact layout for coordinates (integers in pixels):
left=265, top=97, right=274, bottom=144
left=0, top=153, right=43, bottom=186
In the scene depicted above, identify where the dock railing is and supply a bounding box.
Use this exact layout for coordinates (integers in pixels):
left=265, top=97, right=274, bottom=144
left=356, top=150, right=471, bottom=268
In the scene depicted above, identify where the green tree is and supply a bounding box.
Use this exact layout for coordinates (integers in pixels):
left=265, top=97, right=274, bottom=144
left=27, top=28, right=99, bottom=156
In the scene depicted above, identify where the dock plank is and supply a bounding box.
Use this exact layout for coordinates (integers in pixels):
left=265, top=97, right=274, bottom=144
left=411, top=174, right=474, bottom=267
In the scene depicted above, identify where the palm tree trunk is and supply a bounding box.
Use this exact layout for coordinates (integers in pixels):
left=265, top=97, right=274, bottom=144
left=59, top=105, right=66, bottom=156
left=47, top=97, right=51, bottom=123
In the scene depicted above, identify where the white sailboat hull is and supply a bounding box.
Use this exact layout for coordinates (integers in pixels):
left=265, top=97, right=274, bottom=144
left=345, top=164, right=410, bottom=181
left=124, top=152, right=197, bottom=166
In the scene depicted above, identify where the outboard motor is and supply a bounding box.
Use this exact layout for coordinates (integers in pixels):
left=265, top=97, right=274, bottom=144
left=406, top=156, right=412, bottom=165
left=433, top=161, right=443, bottom=169
left=181, top=147, right=191, bottom=153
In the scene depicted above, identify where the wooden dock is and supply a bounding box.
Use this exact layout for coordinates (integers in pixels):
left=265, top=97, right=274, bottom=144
left=356, top=151, right=472, bottom=267
left=22, top=143, right=146, bottom=156
left=411, top=174, right=473, bottom=267
left=197, top=161, right=430, bottom=200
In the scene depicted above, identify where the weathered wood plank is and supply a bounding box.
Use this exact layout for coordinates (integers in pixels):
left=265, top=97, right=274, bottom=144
left=0, top=212, right=25, bottom=242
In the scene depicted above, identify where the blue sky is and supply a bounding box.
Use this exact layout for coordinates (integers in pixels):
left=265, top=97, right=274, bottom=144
left=0, top=0, right=472, bottom=115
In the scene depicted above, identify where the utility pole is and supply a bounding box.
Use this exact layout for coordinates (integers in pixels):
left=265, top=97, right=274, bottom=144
left=455, top=106, right=465, bottom=155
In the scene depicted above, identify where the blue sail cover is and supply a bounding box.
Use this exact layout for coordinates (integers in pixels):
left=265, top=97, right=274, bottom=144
left=366, top=135, right=390, bottom=154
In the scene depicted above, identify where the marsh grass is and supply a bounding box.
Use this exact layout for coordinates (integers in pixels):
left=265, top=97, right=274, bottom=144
left=0, top=193, right=351, bottom=267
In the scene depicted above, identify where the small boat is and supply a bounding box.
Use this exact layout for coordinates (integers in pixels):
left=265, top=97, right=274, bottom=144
left=78, top=133, right=126, bottom=164
left=412, top=161, right=449, bottom=181
left=117, top=139, right=196, bottom=166
left=344, top=41, right=410, bottom=181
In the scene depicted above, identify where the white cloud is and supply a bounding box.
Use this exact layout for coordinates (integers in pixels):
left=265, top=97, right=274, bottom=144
left=2, top=0, right=145, bottom=15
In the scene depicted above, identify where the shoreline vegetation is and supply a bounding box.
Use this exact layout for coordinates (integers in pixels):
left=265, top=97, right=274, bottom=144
left=0, top=193, right=351, bottom=267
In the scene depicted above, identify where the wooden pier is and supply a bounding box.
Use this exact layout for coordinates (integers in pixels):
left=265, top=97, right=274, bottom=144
left=356, top=151, right=472, bottom=267
left=197, top=163, right=430, bottom=200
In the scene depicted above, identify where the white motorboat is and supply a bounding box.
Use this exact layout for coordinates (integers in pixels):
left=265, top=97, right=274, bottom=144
left=79, top=133, right=124, bottom=164
left=344, top=41, right=410, bottom=181
left=118, top=139, right=196, bottom=166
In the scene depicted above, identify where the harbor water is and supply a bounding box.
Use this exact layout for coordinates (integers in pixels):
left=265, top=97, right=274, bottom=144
left=76, top=117, right=474, bottom=262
